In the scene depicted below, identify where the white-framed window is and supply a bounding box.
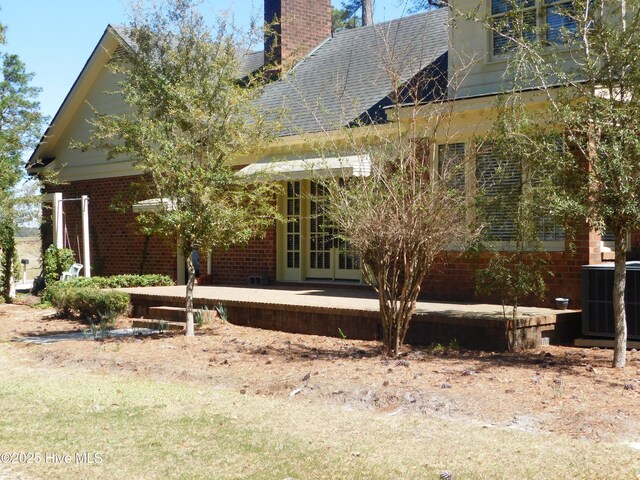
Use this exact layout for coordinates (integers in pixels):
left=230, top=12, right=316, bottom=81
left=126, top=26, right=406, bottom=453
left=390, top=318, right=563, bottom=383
left=475, top=144, right=565, bottom=245
left=490, top=0, right=577, bottom=57
left=438, top=143, right=466, bottom=191
left=476, top=146, right=522, bottom=241
left=435, top=141, right=566, bottom=250
left=285, top=181, right=301, bottom=269
left=545, top=0, right=577, bottom=43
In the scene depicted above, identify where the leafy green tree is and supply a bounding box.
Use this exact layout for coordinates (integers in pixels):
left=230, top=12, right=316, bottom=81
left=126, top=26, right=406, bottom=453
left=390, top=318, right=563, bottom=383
left=82, top=0, right=280, bottom=336
left=0, top=25, right=44, bottom=302
left=465, top=0, right=640, bottom=366
left=332, top=7, right=358, bottom=32
left=340, top=0, right=372, bottom=26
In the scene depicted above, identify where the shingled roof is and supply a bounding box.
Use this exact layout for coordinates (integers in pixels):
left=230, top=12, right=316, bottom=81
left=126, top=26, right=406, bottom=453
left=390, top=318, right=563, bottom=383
left=256, top=8, right=449, bottom=137
left=28, top=11, right=448, bottom=170
left=109, top=11, right=449, bottom=137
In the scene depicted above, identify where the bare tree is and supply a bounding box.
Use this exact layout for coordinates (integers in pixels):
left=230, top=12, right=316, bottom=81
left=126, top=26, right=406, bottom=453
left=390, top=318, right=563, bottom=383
left=314, top=26, right=477, bottom=356
left=324, top=134, right=474, bottom=356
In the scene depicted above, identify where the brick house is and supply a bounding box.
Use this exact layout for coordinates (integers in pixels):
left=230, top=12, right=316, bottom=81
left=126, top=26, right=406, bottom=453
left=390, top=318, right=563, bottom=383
left=27, top=0, right=615, bottom=307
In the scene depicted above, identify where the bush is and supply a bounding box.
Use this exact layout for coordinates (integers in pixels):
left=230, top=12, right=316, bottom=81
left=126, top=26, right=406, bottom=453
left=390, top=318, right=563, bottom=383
left=74, top=288, right=130, bottom=322
left=42, top=282, right=74, bottom=316
left=44, top=282, right=130, bottom=322
left=42, top=273, right=169, bottom=322
left=43, top=245, right=75, bottom=286
left=64, top=274, right=174, bottom=289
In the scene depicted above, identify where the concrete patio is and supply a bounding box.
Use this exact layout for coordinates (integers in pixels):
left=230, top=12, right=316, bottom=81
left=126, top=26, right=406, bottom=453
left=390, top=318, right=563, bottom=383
left=120, top=285, right=582, bottom=351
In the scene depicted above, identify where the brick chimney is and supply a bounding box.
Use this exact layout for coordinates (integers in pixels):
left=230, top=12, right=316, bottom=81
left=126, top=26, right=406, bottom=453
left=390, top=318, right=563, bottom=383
left=264, top=0, right=332, bottom=73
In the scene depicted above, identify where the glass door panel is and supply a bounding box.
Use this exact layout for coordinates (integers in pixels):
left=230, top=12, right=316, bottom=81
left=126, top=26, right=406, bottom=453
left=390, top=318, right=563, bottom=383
left=307, top=181, right=361, bottom=281
left=307, top=181, right=333, bottom=278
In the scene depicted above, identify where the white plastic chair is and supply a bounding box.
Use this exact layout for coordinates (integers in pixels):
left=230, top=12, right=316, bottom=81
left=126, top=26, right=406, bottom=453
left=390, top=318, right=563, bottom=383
left=60, top=263, right=83, bottom=281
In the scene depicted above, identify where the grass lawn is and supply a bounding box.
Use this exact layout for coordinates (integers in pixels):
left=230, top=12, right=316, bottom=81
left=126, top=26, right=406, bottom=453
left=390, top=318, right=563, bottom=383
left=0, top=344, right=638, bottom=480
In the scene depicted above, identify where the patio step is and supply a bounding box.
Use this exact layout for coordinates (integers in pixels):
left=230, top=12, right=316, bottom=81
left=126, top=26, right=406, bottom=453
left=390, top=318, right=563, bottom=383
left=148, top=306, right=188, bottom=323
left=146, top=305, right=220, bottom=323
left=131, top=319, right=185, bottom=332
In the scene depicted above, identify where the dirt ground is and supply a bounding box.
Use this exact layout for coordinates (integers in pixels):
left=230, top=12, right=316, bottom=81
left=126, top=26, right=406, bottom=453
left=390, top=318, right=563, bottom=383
left=2, top=299, right=640, bottom=447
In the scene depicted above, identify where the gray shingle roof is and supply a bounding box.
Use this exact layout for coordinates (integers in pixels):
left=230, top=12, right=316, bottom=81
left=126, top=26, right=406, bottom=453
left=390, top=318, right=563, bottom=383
left=238, top=50, right=265, bottom=78
left=256, top=8, right=449, bottom=137
left=113, top=10, right=448, bottom=137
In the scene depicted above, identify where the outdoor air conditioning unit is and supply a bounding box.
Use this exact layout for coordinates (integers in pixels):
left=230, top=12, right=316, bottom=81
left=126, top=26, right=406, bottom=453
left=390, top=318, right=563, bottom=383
left=582, top=262, right=640, bottom=340
left=248, top=275, right=269, bottom=286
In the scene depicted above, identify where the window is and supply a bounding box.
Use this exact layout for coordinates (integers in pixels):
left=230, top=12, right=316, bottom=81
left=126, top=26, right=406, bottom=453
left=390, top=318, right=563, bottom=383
left=545, top=0, right=577, bottom=43
left=476, top=145, right=565, bottom=244
left=476, top=147, right=522, bottom=241
left=491, top=0, right=576, bottom=56
left=601, top=231, right=615, bottom=242
left=286, top=181, right=301, bottom=269
left=309, top=181, right=331, bottom=270
left=438, top=143, right=466, bottom=191
left=532, top=135, right=565, bottom=242
left=491, top=0, right=537, bottom=56
left=538, top=217, right=565, bottom=241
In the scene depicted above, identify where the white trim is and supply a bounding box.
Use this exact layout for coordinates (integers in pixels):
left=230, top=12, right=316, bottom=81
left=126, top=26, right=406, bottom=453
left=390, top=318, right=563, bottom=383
left=237, top=155, right=371, bottom=181
left=132, top=198, right=176, bottom=213
left=53, top=193, right=64, bottom=249
left=52, top=160, right=142, bottom=183
left=81, top=195, right=91, bottom=278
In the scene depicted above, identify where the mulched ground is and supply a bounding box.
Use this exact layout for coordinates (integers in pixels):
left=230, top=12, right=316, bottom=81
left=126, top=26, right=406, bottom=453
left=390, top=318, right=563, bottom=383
left=2, top=299, right=640, bottom=446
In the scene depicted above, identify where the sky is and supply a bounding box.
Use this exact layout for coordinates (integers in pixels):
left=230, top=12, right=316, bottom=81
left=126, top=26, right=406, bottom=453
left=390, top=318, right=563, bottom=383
left=1, top=0, right=416, bottom=123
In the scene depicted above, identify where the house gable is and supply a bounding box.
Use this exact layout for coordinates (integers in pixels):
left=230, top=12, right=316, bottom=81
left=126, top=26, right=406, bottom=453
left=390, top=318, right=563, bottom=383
left=27, top=25, right=140, bottom=182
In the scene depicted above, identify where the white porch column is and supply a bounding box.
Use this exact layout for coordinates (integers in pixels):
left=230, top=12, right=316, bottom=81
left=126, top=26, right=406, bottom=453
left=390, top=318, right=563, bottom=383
left=53, top=192, right=63, bottom=248
left=207, top=252, right=212, bottom=275
left=81, top=195, right=91, bottom=278
left=176, top=246, right=185, bottom=285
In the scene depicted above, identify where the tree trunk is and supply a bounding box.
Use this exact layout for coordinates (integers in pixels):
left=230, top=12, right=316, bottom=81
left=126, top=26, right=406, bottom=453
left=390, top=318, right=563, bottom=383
left=362, top=0, right=373, bottom=26
left=612, top=231, right=627, bottom=368
left=1, top=225, right=16, bottom=304
left=382, top=308, right=401, bottom=357
left=185, top=251, right=196, bottom=337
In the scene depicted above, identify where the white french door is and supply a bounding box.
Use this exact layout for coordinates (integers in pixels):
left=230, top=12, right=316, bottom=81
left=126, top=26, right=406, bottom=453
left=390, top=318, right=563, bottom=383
left=307, top=181, right=361, bottom=281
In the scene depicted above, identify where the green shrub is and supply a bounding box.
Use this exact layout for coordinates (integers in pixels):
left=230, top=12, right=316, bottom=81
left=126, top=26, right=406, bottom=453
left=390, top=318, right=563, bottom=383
left=43, top=245, right=75, bottom=286
left=44, top=282, right=130, bottom=321
left=64, top=274, right=174, bottom=289
left=74, top=288, right=130, bottom=322
left=43, top=273, right=169, bottom=322
left=42, top=282, right=74, bottom=315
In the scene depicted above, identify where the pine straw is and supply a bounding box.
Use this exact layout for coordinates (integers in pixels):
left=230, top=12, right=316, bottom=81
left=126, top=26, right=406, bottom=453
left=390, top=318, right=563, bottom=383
left=1, top=302, right=639, bottom=479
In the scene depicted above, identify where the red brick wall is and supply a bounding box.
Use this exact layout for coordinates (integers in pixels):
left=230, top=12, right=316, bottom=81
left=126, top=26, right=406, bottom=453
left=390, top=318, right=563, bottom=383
left=44, top=176, right=278, bottom=285
left=44, top=175, right=606, bottom=307
left=210, top=227, right=277, bottom=285
left=422, top=227, right=601, bottom=308
left=265, top=0, right=332, bottom=67
left=44, top=176, right=176, bottom=279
